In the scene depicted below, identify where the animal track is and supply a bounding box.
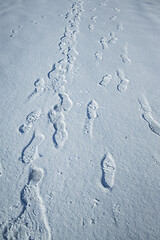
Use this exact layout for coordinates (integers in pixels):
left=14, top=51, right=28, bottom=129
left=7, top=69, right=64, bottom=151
left=92, top=198, right=100, bottom=209
left=1, top=167, right=51, bottom=240
left=48, top=108, right=68, bottom=148
left=108, top=32, right=118, bottom=44
left=139, top=96, right=160, bottom=137
left=99, top=74, right=112, bottom=88
left=95, top=51, right=103, bottom=60
left=88, top=24, right=94, bottom=30
left=10, top=29, right=17, bottom=38
left=110, top=16, right=117, bottom=21
left=91, top=16, right=97, bottom=23
left=83, top=99, right=98, bottom=138
left=100, top=37, right=108, bottom=49
left=19, top=109, right=42, bottom=134
left=117, top=23, right=123, bottom=30
left=21, top=132, right=44, bottom=164
left=117, top=69, right=129, bottom=93
left=112, top=8, right=120, bottom=12
left=120, top=43, right=131, bottom=64
left=101, top=153, right=116, bottom=189
left=90, top=8, right=96, bottom=12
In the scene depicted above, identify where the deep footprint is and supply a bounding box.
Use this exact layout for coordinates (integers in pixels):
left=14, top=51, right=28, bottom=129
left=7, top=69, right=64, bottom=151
left=1, top=167, right=51, bottom=240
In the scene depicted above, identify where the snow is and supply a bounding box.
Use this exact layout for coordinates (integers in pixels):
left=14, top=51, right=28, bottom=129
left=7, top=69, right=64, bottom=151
left=0, top=0, right=160, bottom=239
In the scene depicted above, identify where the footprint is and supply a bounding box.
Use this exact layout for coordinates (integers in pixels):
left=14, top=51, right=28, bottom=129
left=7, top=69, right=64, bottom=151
left=101, top=153, right=116, bottom=189
left=100, top=37, right=108, bottom=49
left=99, top=74, right=112, bottom=88
left=112, top=203, right=121, bottom=225
left=48, top=109, right=68, bottom=148
left=91, top=16, right=97, bottom=23
left=95, top=51, right=103, bottom=60
left=21, top=132, right=44, bottom=164
left=1, top=168, right=51, bottom=239
left=19, top=109, right=42, bottom=134
left=120, top=43, right=131, bottom=64
left=108, top=32, right=118, bottom=44
left=116, top=69, right=129, bottom=93
left=110, top=16, right=117, bottom=21
left=88, top=24, right=94, bottom=30
left=117, top=23, right=123, bottom=30
left=83, top=99, right=98, bottom=138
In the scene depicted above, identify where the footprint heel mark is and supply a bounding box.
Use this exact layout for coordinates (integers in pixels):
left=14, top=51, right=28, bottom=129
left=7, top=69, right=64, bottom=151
left=21, top=131, right=44, bottom=164
left=101, top=153, right=116, bottom=190
left=2, top=167, right=51, bottom=239
left=99, top=74, right=112, bottom=88
left=19, top=108, right=42, bottom=134
left=120, top=43, right=131, bottom=64
left=139, top=96, right=160, bottom=136
left=116, top=69, right=129, bottom=93
left=83, top=99, right=98, bottom=138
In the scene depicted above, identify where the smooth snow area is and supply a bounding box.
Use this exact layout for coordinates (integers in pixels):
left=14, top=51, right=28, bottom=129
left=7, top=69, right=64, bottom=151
left=0, top=0, right=160, bottom=239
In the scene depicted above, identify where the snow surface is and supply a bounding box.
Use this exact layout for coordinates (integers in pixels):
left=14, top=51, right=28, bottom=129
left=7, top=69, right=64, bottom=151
left=0, top=0, right=160, bottom=239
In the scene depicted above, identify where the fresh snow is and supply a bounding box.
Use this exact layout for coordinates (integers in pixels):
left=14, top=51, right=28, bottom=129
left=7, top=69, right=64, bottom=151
left=0, top=0, right=160, bottom=239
